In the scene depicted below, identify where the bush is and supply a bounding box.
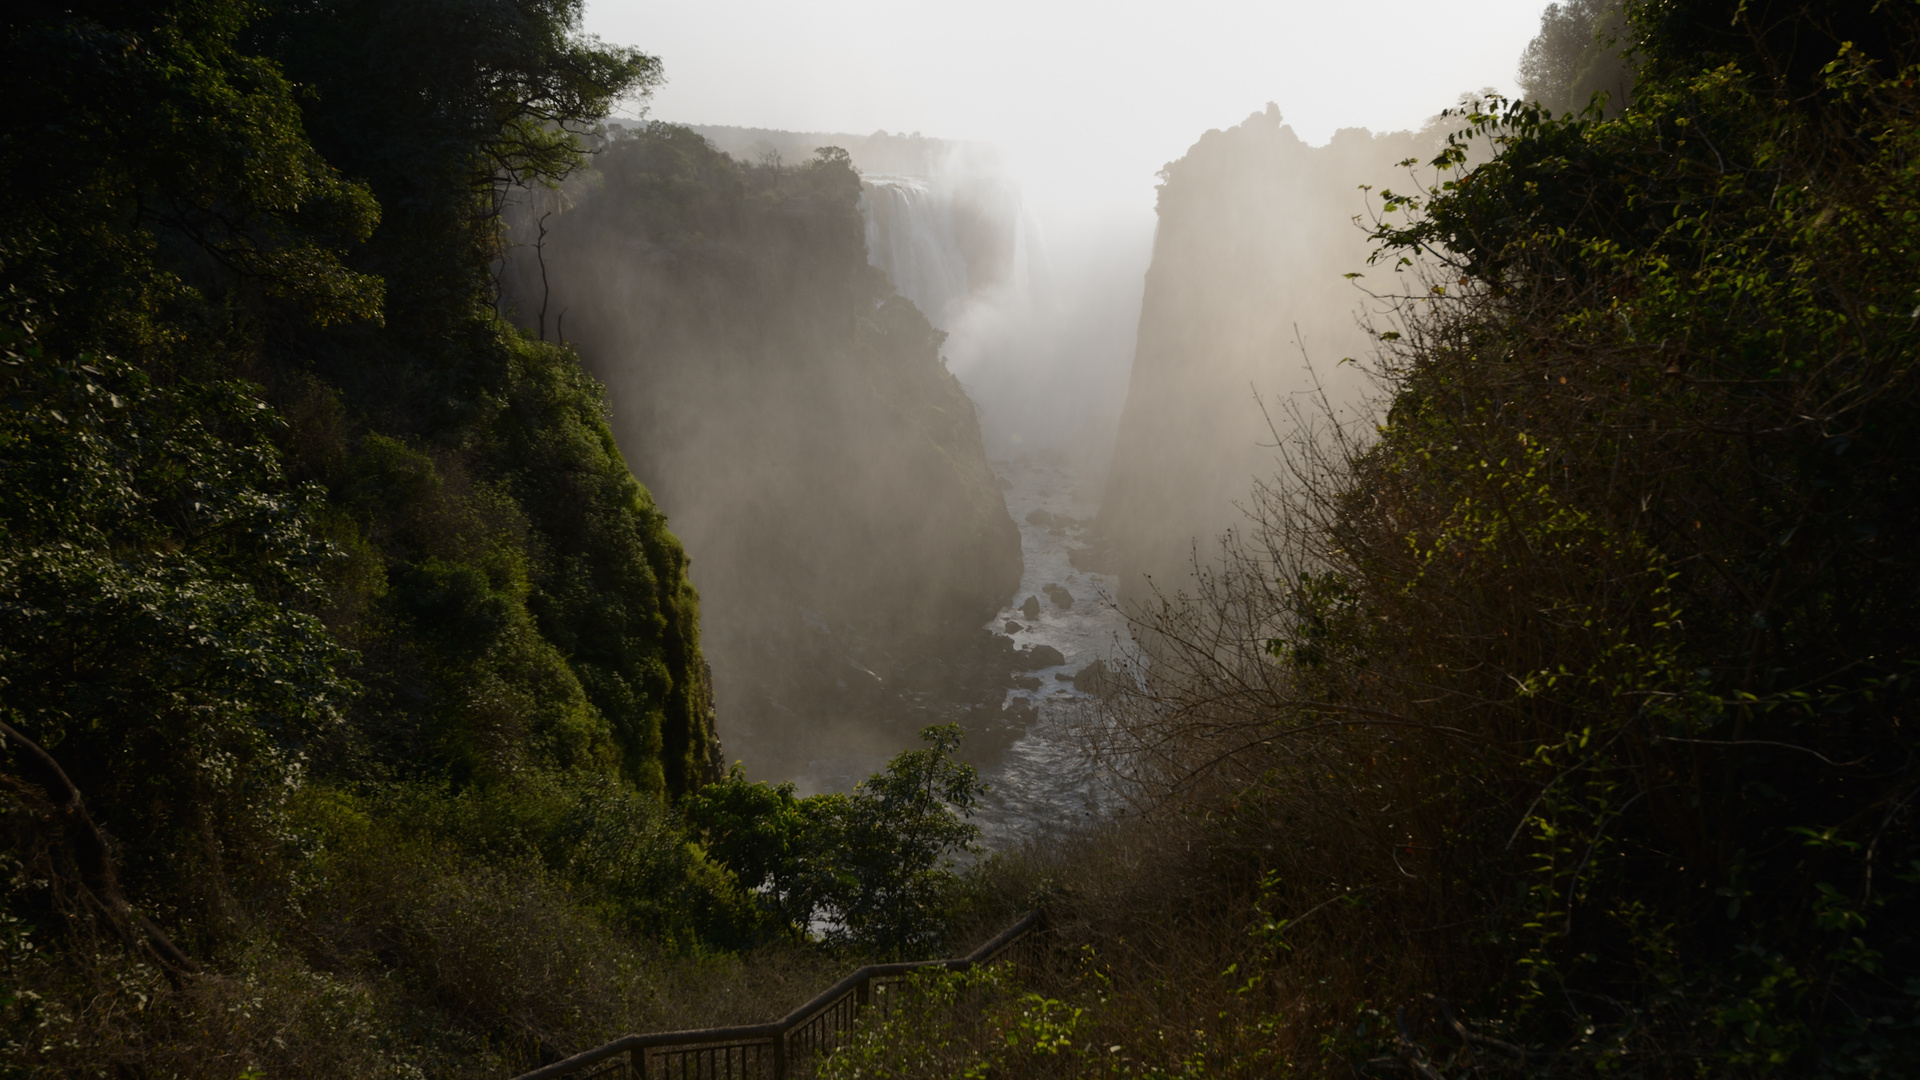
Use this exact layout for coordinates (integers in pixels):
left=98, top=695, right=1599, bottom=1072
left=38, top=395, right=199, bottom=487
left=844, top=2, right=1920, bottom=1076
left=687, top=725, right=985, bottom=955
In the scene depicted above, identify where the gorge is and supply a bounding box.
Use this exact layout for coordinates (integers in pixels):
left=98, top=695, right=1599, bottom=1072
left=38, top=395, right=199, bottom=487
left=498, top=126, right=1030, bottom=787
left=12, top=1, right=1920, bottom=1074
left=499, top=108, right=1443, bottom=819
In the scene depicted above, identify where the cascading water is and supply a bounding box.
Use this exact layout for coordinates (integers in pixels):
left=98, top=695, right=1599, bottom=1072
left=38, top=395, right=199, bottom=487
left=858, top=165, right=1135, bottom=845
left=969, top=457, right=1138, bottom=846
left=861, top=176, right=971, bottom=330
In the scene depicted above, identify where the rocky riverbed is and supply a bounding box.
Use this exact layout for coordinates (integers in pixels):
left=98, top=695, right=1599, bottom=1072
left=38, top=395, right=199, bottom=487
left=731, top=455, right=1134, bottom=843
left=969, top=456, right=1137, bottom=844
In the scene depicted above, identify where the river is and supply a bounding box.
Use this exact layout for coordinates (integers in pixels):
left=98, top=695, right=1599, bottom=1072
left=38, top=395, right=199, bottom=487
left=969, top=456, right=1135, bottom=846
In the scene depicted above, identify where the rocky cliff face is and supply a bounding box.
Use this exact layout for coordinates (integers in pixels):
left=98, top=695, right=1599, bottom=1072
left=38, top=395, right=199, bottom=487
left=1097, top=106, right=1435, bottom=602
left=504, top=125, right=1024, bottom=780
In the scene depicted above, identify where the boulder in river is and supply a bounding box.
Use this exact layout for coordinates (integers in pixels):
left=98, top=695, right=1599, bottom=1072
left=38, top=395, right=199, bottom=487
left=1042, top=582, right=1074, bottom=609
left=1025, top=508, right=1057, bottom=526
left=1021, top=643, right=1067, bottom=668
left=1001, top=697, right=1038, bottom=729
left=1020, top=595, right=1041, bottom=620
left=1004, top=620, right=1024, bottom=633
left=1072, top=658, right=1136, bottom=699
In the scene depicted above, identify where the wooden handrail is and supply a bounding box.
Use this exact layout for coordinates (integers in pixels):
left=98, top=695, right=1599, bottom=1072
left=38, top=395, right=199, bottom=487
left=508, top=909, right=1045, bottom=1080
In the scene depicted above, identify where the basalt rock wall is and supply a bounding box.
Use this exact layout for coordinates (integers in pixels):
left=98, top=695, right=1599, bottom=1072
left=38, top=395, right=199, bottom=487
left=503, top=125, right=1023, bottom=778
left=1098, top=106, right=1435, bottom=602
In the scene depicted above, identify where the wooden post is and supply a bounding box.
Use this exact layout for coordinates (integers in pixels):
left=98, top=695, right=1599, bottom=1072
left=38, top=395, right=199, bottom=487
left=629, top=1047, right=646, bottom=1080
left=771, top=1033, right=787, bottom=1080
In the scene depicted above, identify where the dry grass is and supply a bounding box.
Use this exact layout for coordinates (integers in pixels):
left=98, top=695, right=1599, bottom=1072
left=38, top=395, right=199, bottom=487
left=0, top=798, right=844, bottom=1080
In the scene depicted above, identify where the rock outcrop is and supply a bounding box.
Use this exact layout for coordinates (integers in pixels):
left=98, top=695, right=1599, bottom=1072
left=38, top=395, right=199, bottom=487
left=1071, top=658, right=1136, bottom=699
left=1098, top=106, right=1436, bottom=602
left=1021, top=644, right=1068, bottom=668
left=506, top=126, right=1023, bottom=779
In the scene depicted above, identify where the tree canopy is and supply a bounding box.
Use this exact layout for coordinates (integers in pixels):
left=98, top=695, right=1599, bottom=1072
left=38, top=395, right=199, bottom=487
left=0, top=2, right=740, bottom=1072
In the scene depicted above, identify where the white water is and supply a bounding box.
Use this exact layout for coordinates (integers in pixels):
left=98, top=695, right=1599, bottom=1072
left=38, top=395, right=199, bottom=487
left=970, top=458, right=1135, bottom=846
left=856, top=152, right=1146, bottom=481
left=857, top=158, right=1141, bottom=844
left=862, top=176, right=973, bottom=330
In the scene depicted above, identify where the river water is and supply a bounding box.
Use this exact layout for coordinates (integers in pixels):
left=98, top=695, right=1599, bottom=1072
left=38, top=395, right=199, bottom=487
left=969, top=457, right=1135, bottom=846
left=847, top=163, right=1134, bottom=845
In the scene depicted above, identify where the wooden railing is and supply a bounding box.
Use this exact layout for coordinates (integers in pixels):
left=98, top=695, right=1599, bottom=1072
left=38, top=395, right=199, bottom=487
left=509, top=910, right=1046, bottom=1080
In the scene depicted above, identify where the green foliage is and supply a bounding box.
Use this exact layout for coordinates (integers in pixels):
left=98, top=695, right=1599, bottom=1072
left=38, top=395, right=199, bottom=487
left=818, top=965, right=1094, bottom=1080
left=487, top=338, right=713, bottom=796
left=247, top=0, right=712, bottom=802
left=1517, top=0, right=1635, bottom=116
left=315, top=334, right=711, bottom=797
left=1, top=0, right=384, bottom=363
left=0, top=0, right=734, bottom=1073
left=310, top=778, right=759, bottom=950
left=1301, top=0, right=1920, bottom=1068
left=263, top=0, right=659, bottom=353
left=0, top=322, right=352, bottom=924
left=686, top=725, right=985, bottom=955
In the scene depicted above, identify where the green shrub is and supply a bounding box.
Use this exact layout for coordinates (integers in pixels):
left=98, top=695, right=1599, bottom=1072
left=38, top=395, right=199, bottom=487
left=687, top=725, right=985, bottom=955
left=834, top=4, right=1920, bottom=1077
left=0, top=3, right=738, bottom=1075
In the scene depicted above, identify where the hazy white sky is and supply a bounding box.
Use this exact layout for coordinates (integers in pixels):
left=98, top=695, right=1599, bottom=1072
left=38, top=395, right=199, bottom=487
left=586, top=0, right=1552, bottom=209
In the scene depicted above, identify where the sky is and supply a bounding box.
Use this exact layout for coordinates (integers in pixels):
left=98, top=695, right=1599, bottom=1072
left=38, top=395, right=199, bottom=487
left=584, top=0, right=1555, bottom=212
left=580, top=0, right=1560, bottom=460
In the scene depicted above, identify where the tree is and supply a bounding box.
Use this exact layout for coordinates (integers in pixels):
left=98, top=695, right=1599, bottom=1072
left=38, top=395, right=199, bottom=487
left=263, top=0, right=663, bottom=340
left=1517, top=0, right=1635, bottom=115
left=1333, top=0, right=1920, bottom=1063
left=0, top=323, right=350, bottom=945
left=686, top=725, right=986, bottom=955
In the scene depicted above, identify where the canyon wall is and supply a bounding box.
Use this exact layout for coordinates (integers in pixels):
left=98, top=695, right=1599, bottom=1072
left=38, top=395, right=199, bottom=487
left=503, top=125, right=1025, bottom=781
left=692, top=124, right=1144, bottom=470
left=1097, top=106, right=1437, bottom=602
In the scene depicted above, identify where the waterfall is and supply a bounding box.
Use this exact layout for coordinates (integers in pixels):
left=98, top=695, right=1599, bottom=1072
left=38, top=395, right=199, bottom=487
left=861, top=176, right=971, bottom=329
left=859, top=159, right=1138, bottom=466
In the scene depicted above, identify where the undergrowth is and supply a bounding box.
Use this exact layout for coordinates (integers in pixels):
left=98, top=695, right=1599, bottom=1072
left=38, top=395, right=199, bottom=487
left=842, top=1, right=1920, bottom=1076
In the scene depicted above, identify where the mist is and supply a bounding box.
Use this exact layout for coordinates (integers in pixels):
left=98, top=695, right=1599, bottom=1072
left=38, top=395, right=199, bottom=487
left=582, top=0, right=1546, bottom=194
left=682, top=104, right=1452, bottom=612
left=1096, top=106, right=1450, bottom=601
left=487, top=0, right=1555, bottom=802
left=686, top=125, right=1154, bottom=479
left=492, top=94, right=1464, bottom=803
left=498, top=130, right=1036, bottom=788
